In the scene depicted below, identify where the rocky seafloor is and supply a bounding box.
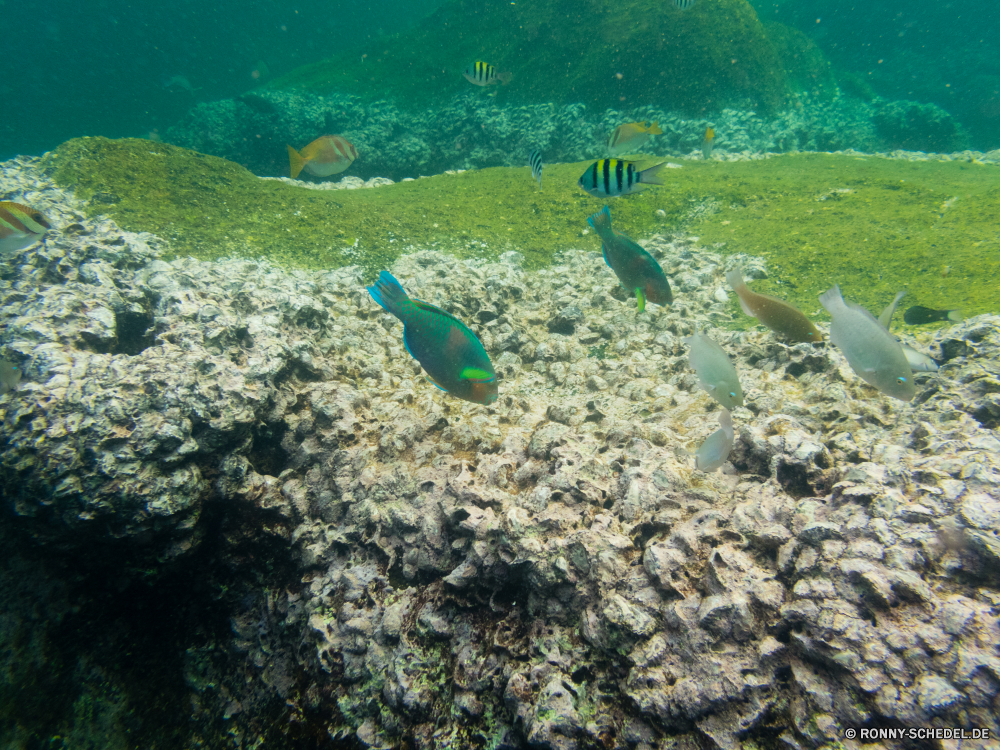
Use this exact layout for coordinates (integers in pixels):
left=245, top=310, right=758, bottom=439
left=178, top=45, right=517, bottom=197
left=2, top=156, right=1000, bottom=749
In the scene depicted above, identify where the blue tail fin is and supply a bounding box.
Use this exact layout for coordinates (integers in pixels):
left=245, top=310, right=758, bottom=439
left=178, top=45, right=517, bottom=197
left=587, top=205, right=612, bottom=232
left=367, top=271, right=410, bottom=318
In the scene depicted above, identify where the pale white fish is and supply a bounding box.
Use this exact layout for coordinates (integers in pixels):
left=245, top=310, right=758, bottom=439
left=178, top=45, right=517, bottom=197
left=819, top=284, right=915, bottom=401
left=684, top=332, right=744, bottom=410
left=901, top=343, right=939, bottom=372
left=878, top=290, right=906, bottom=329
left=695, top=409, right=734, bottom=472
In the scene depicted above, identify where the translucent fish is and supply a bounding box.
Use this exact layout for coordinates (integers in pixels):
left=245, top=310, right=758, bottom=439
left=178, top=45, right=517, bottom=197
left=0, top=359, right=21, bottom=395
left=578, top=159, right=674, bottom=198
left=726, top=264, right=822, bottom=343
left=695, top=409, right=734, bottom=472
left=607, top=121, right=662, bottom=156
left=367, top=271, right=497, bottom=405
left=463, top=61, right=512, bottom=86
left=685, top=332, right=744, bottom=410
left=528, top=150, right=543, bottom=188
left=587, top=205, right=671, bottom=312
left=0, top=202, right=52, bottom=255
left=287, top=135, right=358, bottom=179
left=819, top=284, right=915, bottom=401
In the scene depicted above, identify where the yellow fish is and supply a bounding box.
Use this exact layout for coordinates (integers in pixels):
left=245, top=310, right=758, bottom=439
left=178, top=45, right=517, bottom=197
left=702, top=126, right=715, bottom=160
left=607, top=121, right=662, bottom=156
left=0, top=202, right=52, bottom=255
left=286, top=135, right=358, bottom=179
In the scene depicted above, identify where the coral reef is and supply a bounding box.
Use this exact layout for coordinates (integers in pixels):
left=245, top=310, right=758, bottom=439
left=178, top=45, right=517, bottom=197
left=3, top=156, right=1000, bottom=747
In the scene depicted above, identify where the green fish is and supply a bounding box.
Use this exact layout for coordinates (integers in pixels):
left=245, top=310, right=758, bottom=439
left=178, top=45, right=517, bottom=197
left=367, top=271, right=498, bottom=405
left=587, top=205, right=673, bottom=312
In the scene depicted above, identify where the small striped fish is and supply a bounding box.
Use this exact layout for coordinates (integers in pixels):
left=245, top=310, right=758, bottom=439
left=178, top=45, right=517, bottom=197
left=674, top=0, right=697, bottom=9
left=528, top=150, right=543, bottom=188
left=577, top=159, right=670, bottom=198
left=463, top=61, right=512, bottom=87
left=0, top=202, right=51, bottom=255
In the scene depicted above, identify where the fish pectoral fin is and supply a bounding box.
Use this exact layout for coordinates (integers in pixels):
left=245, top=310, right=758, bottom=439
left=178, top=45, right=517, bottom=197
left=738, top=296, right=755, bottom=317
left=635, top=288, right=646, bottom=313
left=460, top=367, right=493, bottom=381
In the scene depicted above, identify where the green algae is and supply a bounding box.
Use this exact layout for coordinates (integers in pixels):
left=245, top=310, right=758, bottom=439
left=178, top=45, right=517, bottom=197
left=267, top=0, right=792, bottom=114
left=47, top=137, right=999, bottom=324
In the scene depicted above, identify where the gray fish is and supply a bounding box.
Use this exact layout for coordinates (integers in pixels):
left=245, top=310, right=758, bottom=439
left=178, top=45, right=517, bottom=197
left=819, top=285, right=915, bottom=401
left=901, top=343, right=939, bottom=373
left=0, top=359, right=22, bottom=395
left=878, top=290, right=906, bottom=330
left=695, top=409, right=734, bottom=472
left=685, top=332, right=744, bottom=410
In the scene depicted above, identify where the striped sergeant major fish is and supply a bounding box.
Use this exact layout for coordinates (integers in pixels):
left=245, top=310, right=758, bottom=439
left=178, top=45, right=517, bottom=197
left=0, top=202, right=52, bottom=255
left=528, top=150, right=543, bottom=188
left=463, top=61, right=512, bottom=87
left=577, top=159, right=673, bottom=198
left=674, top=0, right=697, bottom=8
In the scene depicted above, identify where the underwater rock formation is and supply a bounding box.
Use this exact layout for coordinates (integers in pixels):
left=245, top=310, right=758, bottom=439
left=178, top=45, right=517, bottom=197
left=163, top=89, right=882, bottom=180
left=3, top=156, right=1000, bottom=747
left=873, top=99, right=971, bottom=153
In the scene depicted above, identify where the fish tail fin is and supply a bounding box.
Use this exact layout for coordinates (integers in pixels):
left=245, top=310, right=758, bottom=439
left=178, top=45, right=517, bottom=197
left=637, top=161, right=670, bottom=186
left=367, top=271, right=410, bottom=318
left=724, top=265, right=747, bottom=293
left=635, top=288, right=646, bottom=313
left=947, top=310, right=962, bottom=322
left=498, top=71, right=513, bottom=85
left=648, top=121, right=663, bottom=135
left=287, top=145, right=307, bottom=179
left=818, top=284, right=844, bottom=314
left=587, top=205, right=612, bottom=232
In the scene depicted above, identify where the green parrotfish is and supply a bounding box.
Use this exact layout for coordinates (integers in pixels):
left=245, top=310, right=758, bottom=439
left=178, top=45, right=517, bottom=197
left=367, top=271, right=498, bottom=405
left=587, top=205, right=673, bottom=312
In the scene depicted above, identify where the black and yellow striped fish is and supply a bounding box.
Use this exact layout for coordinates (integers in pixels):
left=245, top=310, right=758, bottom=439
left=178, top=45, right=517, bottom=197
left=463, top=61, right=512, bottom=87
left=0, top=202, right=52, bottom=255
left=577, top=159, right=671, bottom=198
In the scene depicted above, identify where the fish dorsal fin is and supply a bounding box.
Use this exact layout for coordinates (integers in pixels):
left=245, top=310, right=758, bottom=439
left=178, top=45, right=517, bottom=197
left=413, top=299, right=464, bottom=325
left=460, top=367, right=494, bottom=381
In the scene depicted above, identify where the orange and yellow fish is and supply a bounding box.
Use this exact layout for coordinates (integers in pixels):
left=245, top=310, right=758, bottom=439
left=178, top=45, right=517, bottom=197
left=0, top=202, right=51, bottom=255
left=607, top=121, right=662, bottom=156
left=286, top=135, right=358, bottom=179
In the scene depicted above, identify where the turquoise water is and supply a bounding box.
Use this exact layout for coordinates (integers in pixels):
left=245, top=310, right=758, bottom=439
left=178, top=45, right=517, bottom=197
left=1, top=0, right=997, bottom=160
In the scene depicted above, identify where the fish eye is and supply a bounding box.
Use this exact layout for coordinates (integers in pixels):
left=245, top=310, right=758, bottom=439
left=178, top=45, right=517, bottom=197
left=729, top=392, right=736, bottom=398
left=897, top=377, right=907, bottom=384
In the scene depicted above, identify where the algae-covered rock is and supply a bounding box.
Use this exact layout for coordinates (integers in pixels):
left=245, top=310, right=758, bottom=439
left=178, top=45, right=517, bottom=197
left=44, top=137, right=1000, bottom=322
left=873, top=99, right=971, bottom=152
left=270, top=0, right=788, bottom=115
